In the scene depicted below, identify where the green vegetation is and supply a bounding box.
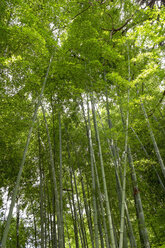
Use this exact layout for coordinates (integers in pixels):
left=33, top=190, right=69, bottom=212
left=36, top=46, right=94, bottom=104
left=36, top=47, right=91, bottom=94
left=0, top=0, right=165, bottom=247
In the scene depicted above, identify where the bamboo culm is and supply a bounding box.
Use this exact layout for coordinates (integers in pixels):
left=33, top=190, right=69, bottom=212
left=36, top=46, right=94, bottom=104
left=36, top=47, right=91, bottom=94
left=118, top=86, right=129, bottom=248
left=128, top=146, right=150, bottom=248
left=66, top=136, right=79, bottom=248
left=59, top=112, right=64, bottom=248
left=97, top=106, right=136, bottom=248
left=131, top=126, right=165, bottom=193
left=1, top=56, right=53, bottom=248
left=38, top=128, right=45, bottom=248
left=91, top=96, right=116, bottom=248
left=92, top=150, right=111, bottom=248
left=141, top=100, right=165, bottom=179
left=73, top=169, right=88, bottom=248
left=80, top=172, right=95, bottom=248
left=41, top=104, right=62, bottom=248
left=87, top=95, right=100, bottom=248
left=16, top=200, right=20, bottom=248
left=81, top=96, right=109, bottom=248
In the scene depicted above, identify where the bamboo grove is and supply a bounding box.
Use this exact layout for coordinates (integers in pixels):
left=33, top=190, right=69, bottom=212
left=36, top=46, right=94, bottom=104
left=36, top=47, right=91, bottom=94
left=0, top=0, right=165, bottom=247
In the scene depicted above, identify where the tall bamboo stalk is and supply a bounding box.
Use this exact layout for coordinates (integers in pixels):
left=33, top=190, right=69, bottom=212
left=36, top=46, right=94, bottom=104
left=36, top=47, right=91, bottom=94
left=31, top=200, right=38, bottom=248
left=41, top=104, right=62, bottom=248
left=140, top=100, right=165, bottom=179
left=131, top=127, right=165, bottom=193
left=66, top=135, right=79, bottom=248
left=119, top=92, right=129, bottom=248
left=52, top=187, right=58, bottom=248
left=59, top=112, right=64, bottom=248
left=73, top=170, right=88, bottom=248
left=97, top=200, right=105, bottom=248
left=128, top=146, right=150, bottom=248
left=16, top=200, right=20, bottom=248
left=64, top=213, right=71, bottom=248
left=91, top=95, right=116, bottom=248
left=81, top=97, right=109, bottom=248
left=80, top=171, right=95, bottom=248
left=92, top=146, right=111, bottom=248
left=119, top=48, right=130, bottom=248
left=1, top=56, right=53, bottom=248
left=43, top=171, right=47, bottom=248
left=67, top=189, right=79, bottom=248
left=87, top=95, right=100, bottom=248
left=38, top=128, right=45, bottom=248
left=97, top=107, right=136, bottom=248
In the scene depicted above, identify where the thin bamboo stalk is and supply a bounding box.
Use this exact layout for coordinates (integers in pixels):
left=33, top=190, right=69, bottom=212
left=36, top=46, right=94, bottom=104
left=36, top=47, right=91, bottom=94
left=1, top=56, right=53, bottom=248
left=73, top=170, right=88, bottom=248
left=81, top=97, right=110, bottom=248
left=91, top=96, right=116, bottom=248
left=97, top=107, right=136, bottom=248
left=67, top=190, right=79, bottom=248
left=80, top=171, right=95, bottom=248
left=16, top=200, right=20, bottom=248
left=38, top=128, right=45, bottom=248
left=87, top=95, right=100, bottom=248
left=119, top=48, right=130, bottom=248
left=141, top=100, right=165, bottom=179
left=59, top=112, right=64, bottom=248
left=131, top=127, right=165, bottom=193
left=66, top=137, right=79, bottom=248
left=41, top=104, right=62, bottom=248
left=128, top=146, right=150, bottom=248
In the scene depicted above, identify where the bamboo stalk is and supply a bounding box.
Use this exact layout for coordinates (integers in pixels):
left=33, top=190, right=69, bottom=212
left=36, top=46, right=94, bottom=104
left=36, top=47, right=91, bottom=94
left=80, top=171, right=95, bottom=248
left=38, top=127, right=45, bottom=248
left=128, top=146, right=150, bottom=248
left=131, top=127, right=165, bottom=193
left=119, top=90, right=129, bottom=248
left=59, top=112, right=64, bottom=248
left=41, top=104, right=62, bottom=248
left=87, top=95, right=100, bottom=248
left=97, top=105, right=137, bottom=248
left=1, top=56, right=53, bottom=248
left=141, top=100, right=165, bottom=179
left=91, top=95, right=116, bottom=248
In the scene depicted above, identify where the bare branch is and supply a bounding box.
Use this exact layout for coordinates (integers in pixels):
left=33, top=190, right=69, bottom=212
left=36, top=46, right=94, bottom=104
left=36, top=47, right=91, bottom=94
left=102, top=16, right=133, bottom=35
left=72, top=5, right=91, bottom=20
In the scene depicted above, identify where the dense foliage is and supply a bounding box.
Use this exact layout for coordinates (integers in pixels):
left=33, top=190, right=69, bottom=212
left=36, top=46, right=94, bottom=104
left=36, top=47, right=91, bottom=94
left=0, top=0, right=165, bottom=248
